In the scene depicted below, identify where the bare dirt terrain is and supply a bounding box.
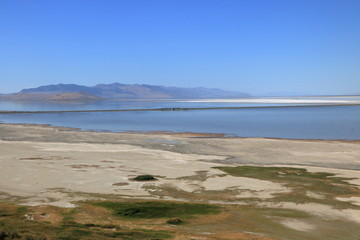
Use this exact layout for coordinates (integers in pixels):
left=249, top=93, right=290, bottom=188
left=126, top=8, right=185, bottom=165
left=0, top=123, right=359, bottom=240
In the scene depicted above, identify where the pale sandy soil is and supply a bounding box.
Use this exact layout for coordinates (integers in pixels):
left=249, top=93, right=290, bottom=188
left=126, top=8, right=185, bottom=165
left=262, top=202, right=360, bottom=224
left=278, top=219, right=315, bottom=232
left=0, top=140, right=226, bottom=206
left=0, top=123, right=360, bottom=230
left=336, top=196, right=360, bottom=206
left=201, top=175, right=290, bottom=198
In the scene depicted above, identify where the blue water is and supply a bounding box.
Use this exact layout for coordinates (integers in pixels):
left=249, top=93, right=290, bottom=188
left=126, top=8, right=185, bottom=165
left=0, top=99, right=301, bottom=111
left=0, top=101, right=359, bottom=140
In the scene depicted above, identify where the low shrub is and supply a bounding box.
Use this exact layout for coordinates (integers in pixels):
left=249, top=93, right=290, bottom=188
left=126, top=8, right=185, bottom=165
left=133, top=175, right=156, bottom=181
left=166, top=218, right=183, bottom=225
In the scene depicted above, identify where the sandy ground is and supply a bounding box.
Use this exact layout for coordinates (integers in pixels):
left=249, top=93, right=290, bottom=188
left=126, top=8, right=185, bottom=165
left=0, top=139, right=227, bottom=206
left=0, top=123, right=360, bottom=225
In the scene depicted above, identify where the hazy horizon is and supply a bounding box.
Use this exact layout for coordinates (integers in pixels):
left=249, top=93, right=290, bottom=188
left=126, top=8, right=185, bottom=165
left=3, top=82, right=360, bottom=97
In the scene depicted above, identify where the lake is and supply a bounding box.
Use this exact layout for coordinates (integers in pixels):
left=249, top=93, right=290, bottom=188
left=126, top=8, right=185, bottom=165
left=0, top=98, right=359, bottom=140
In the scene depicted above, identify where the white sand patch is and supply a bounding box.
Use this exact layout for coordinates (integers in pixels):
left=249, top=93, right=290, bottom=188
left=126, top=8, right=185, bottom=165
left=20, top=191, right=88, bottom=208
left=264, top=202, right=360, bottom=224
left=279, top=219, right=315, bottom=232
left=336, top=196, right=360, bottom=207
left=202, top=175, right=285, bottom=191
left=235, top=190, right=282, bottom=199
left=164, top=173, right=290, bottom=199
left=0, top=140, right=227, bottom=207
left=201, top=175, right=289, bottom=198
left=234, top=191, right=258, bottom=198
left=342, top=209, right=360, bottom=223
left=170, top=179, right=202, bottom=193
left=306, top=191, right=325, bottom=199
left=30, top=141, right=224, bottom=162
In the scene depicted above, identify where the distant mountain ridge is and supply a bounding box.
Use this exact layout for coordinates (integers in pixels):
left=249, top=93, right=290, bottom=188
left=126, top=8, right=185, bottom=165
left=20, top=84, right=99, bottom=95
left=1, top=92, right=103, bottom=102
left=11, top=83, right=249, bottom=100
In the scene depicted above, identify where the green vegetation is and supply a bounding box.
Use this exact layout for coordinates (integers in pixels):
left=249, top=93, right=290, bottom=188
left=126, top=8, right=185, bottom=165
left=133, top=175, right=156, bottom=181
left=61, top=209, right=78, bottom=225
left=1, top=166, right=359, bottom=240
left=226, top=204, right=360, bottom=240
left=101, top=229, right=172, bottom=240
left=16, top=207, right=28, bottom=215
left=1, top=196, right=360, bottom=240
left=0, top=210, right=12, bottom=217
left=215, top=166, right=360, bottom=207
left=82, top=223, right=118, bottom=229
left=57, top=229, right=91, bottom=240
left=215, top=166, right=348, bottom=182
left=0, top=203, right=173, bottom=240
left=92, top=201, right=220, bottom=219
left=257, top=208, right=312, bottom=218
left=0, top=218, right=171, bottom=240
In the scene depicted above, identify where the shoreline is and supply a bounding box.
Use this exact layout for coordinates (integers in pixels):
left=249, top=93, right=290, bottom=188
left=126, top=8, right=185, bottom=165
left=1, top=122, right=359, bottom=143
left=1, top=122, right=359, bottom=169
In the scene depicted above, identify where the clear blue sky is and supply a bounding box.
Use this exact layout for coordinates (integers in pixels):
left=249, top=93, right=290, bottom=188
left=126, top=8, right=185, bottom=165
left=1, top=0, right=359, bottom=95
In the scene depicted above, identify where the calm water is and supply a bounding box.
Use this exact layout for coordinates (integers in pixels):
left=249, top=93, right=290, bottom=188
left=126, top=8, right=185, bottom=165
left=0, top=100, right=359, bottom=140
left=0, top=99, right=304, bottom=111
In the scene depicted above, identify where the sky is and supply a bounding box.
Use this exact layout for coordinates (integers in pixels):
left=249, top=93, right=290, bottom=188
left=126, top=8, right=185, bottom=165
left=0, top=0, right=359, bottom=95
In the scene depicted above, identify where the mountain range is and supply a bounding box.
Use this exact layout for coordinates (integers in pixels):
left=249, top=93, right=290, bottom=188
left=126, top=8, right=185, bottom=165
left=0, top=83, right=249, bottom=101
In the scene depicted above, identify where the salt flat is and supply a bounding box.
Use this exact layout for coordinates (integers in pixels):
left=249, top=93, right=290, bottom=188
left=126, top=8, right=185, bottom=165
left=178, top=97, right=360, bottom=104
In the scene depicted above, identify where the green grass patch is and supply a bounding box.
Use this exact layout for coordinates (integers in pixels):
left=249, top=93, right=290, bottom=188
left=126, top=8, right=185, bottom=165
left=92, top=201, right=220, bottom=219
left=215, top=166, right=345, bottom=182
left=16, top=206, right=28, bottom=215
left=104, top=229, right=172, bottom=240
left=1, top=217, right=171, bottom=240
left=57, top=229, right=92, bottom=239
left=215, top=166, right=360, bottom=207
left=258, top=208, right=312, bottom=218
left=0, top=202, right=174, bottom=240
left=0, top=210, right=12, bottom=217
